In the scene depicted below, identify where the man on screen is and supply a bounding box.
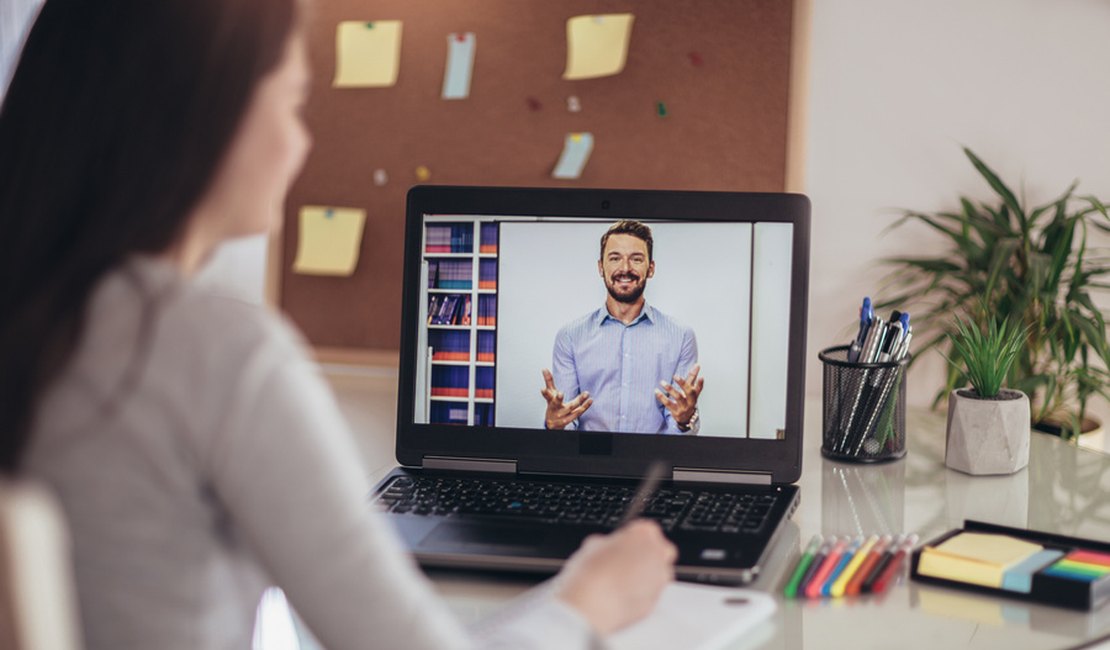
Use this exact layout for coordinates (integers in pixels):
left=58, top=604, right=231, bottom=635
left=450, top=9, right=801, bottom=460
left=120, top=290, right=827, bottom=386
left=540, top=220, right=703, bottom=434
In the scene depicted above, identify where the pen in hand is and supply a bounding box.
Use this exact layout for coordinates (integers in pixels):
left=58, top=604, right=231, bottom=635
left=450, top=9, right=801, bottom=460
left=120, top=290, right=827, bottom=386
left=619, top=460, right=667, bottom=527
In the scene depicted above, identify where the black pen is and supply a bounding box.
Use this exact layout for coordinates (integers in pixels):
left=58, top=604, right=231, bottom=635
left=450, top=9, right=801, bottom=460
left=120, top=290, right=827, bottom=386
left=619, top=461, right=667, bottom=526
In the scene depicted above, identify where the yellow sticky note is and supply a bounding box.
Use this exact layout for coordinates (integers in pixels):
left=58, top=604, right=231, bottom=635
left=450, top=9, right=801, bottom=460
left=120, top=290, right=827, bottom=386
left=918, top=533, right=1043, bottom=588
left=334, top=21, right=402, bottom=88
left=563, top=14, right=635, bottom=80
left=293, top=207, right=366, bottom=276
left=934, top=533, right=1043, bottom=565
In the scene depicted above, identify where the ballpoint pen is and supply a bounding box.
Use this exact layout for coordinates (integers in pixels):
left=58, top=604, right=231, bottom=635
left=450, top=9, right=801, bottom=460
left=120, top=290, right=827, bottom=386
left=618, top=460, right=667, bottom=526
left=877, top=322, right=903, bottom=363
left=896, top=331, right=913, bottom=361
left=848, top=297, right=872, bottom=363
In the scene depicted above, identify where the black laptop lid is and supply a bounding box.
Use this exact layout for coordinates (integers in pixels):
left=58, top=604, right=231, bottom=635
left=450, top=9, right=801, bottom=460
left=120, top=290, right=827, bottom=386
left=396, top=187, right=810, bottom=484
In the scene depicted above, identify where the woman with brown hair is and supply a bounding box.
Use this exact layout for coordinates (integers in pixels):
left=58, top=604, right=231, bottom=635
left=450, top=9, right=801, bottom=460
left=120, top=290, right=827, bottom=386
left=0, top=1, right=676, bottom=648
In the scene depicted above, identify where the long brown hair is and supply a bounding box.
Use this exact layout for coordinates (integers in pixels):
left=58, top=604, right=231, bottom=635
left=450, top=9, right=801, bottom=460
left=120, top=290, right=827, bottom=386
left=0, top=0, right=300, bottom=473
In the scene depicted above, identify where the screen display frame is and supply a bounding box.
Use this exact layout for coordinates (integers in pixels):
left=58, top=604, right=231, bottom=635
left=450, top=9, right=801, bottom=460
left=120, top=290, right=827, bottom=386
left=397, top=186, right=810, bottom=483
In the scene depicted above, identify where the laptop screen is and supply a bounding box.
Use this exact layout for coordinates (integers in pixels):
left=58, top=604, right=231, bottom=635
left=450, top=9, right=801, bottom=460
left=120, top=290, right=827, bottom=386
left=412, top=214, right=793, bottom=440
left=399, top=187, right=809, bottom=481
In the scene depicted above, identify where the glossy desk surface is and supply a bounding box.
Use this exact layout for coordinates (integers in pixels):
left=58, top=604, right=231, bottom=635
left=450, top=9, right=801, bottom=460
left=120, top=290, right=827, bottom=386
left=334, top=372, right=1110, bottom=650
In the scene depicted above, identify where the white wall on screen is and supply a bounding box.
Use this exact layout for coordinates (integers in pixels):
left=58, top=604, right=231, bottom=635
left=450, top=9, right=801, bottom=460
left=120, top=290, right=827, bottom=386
left=495, top=220, right=752, bottom=438
left=749, top=223, right=793, bottom=439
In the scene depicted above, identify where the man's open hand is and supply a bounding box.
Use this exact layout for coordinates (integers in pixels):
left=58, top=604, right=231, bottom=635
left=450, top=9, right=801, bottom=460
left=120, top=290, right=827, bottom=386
left=654, top=364, right=703, bottom=428
left=541, top=368, right=593, bottom=429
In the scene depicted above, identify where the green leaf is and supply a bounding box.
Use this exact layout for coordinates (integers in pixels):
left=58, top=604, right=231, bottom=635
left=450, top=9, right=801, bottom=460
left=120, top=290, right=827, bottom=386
left=964, top=147, right=1027, bottom=232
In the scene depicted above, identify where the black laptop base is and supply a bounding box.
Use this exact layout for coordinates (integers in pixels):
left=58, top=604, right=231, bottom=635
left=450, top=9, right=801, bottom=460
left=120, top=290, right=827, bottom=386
left=373, top=467, right=800, bottom=585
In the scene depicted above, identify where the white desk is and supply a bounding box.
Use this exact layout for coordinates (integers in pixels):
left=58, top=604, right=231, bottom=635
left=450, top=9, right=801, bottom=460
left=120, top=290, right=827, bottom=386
left=327, top=369, right=1110, bottom=650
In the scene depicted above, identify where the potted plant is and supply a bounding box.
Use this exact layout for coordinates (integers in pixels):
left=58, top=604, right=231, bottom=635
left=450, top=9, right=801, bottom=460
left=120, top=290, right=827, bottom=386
left=944, top=315, right=1030, bottom=474
left=882, top=148, right=1110, bottom=441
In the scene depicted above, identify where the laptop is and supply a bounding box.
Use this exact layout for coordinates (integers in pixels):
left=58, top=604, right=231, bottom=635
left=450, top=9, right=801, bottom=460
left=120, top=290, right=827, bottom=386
left=373, top=186, right=810, bottom=584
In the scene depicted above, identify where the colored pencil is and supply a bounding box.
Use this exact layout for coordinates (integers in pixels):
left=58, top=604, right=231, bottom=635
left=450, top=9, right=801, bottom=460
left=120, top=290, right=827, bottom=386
left=831, top=535, right=879, bottom=597
left=797, top=537, right=834, bottom=598
left=822, top=537, right=862, bottom=597
left=805, top=537, right=847, bottom=599
left=871, top=534, right=919, bottom=594
left=862, top=534, right=903, bottom=594
left=846, top=535, right=892, bottom=596
left=784, top=535, right=823, bottom=598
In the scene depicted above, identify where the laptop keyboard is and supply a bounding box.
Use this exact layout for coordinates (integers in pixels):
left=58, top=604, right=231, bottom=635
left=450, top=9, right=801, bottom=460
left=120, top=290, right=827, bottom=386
left=373, top=475, right=780, bottom=534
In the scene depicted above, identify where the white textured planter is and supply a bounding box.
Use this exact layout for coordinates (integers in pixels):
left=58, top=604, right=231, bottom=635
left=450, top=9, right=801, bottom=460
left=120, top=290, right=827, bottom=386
left=945, top=388, right=1030, bottom=475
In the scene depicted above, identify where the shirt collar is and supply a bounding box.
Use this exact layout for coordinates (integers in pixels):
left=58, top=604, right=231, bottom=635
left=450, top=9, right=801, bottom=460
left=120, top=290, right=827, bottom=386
left=595, top=302, right=655, bottom=327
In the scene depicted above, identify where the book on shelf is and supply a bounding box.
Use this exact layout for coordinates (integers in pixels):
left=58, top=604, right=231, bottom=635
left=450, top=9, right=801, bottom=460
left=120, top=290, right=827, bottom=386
left=432, top=259, right=473, bottom=290
left=431, top=402, right=469, bottom=425
left=430, top=329, right=469, bottom=361
left=461, top=295, right=472, bottom=326
left=425, top=223, right=474, bottom=254
left=479, top=258, right=497, bottom=290
left=478, top=294, right=497, bottom=326
left=431, top=366, right=469, bottom=397
left=477, top=330, right=496, bottom=362
left=434, top=294, right=460, bottom=325
left=426, top=260, right=439, bottom=288
left=474, top=403, right=495, bottom=426
left=479, top=222, right=499, bottom=254
left=427, top=294, right=441, bottom=324
left=475, top=366, right=495, bottom=399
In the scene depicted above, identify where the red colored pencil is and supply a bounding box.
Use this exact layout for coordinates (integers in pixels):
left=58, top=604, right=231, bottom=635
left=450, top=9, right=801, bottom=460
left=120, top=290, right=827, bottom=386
left=846, top=534, right=891, bottom=596
left=871, top=534, right=919, bottom=594
left=804, top=537, right=847, bottom=599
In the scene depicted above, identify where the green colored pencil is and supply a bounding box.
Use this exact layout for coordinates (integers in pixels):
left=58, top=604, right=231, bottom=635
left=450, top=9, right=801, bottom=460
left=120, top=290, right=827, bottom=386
left=784, top=534, right=823, bottom=598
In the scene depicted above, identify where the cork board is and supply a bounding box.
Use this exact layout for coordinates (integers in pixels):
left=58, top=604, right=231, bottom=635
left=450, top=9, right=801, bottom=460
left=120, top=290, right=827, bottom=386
left=276, top=0, right=810, bottom=361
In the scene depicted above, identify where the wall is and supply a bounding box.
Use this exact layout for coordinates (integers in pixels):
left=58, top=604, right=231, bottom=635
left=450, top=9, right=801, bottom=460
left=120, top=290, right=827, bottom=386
left=804, top=0, right=1110, bottom=427
left=26, top=0, right=1103, bottom=426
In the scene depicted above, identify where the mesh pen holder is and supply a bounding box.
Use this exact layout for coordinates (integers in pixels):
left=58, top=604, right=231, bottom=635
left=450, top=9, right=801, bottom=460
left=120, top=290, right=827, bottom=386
left=819, top=345, right=908, bottom=463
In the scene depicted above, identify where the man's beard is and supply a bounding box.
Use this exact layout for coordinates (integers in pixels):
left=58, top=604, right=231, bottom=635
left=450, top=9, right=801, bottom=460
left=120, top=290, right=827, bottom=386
left=606, top=272, right=647, bottom=304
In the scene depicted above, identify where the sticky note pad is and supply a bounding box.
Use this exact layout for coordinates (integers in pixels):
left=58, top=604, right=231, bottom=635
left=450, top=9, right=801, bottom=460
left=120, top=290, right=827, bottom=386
left=552, top=133, right=594, bottom=180
left=1053, top=558, right=1110, bottom=577
left=1000, top=549, right=1064, bottom=593
left=293, top=207, right=366, bottom=276
left=918, top=532, right=1043, bottom=588
left=563, top=14, right=635, bottom=80
left=334, top=21, right=402, bottom=88
left=1043, top=565, right=1106, bottom=582
left=441, top=32, right=476, bottom=99
left=1068, top=550, right=1110, bottom=568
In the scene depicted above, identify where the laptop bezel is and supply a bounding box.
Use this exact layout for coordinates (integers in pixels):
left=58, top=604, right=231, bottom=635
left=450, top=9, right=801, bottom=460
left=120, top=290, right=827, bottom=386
left=396, top=186, right=809, bottom=484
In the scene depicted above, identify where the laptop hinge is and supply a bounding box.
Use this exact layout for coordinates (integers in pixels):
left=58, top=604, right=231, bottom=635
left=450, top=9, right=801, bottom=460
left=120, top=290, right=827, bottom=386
left=422, top=456, right=518, bottom=474
left=672, top=467, right=772, bottom=486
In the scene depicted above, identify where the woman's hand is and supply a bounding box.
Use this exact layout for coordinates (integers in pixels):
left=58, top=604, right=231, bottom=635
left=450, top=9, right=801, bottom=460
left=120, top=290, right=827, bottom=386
left=553, top=520, right=677, bottom=635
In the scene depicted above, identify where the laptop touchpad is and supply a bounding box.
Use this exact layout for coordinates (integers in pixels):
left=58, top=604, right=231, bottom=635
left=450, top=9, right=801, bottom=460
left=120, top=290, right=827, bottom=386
left=420, top=521, right=564, bottom=557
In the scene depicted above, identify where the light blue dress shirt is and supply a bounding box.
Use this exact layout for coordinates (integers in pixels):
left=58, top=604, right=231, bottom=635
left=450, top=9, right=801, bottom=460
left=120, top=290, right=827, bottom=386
left=551, top=303, right=698, bottom=434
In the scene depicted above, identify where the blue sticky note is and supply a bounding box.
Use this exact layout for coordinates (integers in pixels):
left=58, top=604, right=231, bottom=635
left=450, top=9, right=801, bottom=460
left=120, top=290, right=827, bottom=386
left=441, top=32, right=476, bottom=100
left=552, top=132, right=594, bottom=180
left=1000, top=549, right=1065, bottom=593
